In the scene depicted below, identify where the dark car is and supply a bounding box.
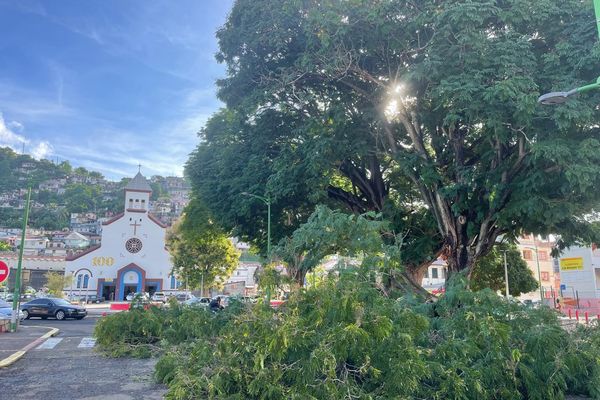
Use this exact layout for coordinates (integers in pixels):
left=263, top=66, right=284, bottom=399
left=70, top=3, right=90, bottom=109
left=82, top=295, right=105, bottom=304
left=21, top=298, right=87, bottom=320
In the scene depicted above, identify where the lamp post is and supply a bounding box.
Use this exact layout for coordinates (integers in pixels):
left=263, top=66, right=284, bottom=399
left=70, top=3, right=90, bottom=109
left=241, top=192, right=272, bottom=305
left=538, top=0, right=600, bottom=104
left=240, top=192, right=271, bottom=258
left=11, top=187, right=31, bottom=333
left=500, top=249, right=510, bottom=298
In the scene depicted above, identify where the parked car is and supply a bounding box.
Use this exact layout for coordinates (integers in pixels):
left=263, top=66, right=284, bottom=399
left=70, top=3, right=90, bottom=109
left=126, top=292, right=150, bottom=301
left=21, top=298, right=87, bottom=320
left=0, top=299, right=25, bottom=321
left=2, top=293, right=37, bottom=303
left=83, top=295, right=105, bottom=304
left=151, top=292, right=167, bottom=303
left=212, top=295, right=230, bottom=307
left=183, top=297, right=211, bottom=307
left=174, top=293, right=195, bottom=302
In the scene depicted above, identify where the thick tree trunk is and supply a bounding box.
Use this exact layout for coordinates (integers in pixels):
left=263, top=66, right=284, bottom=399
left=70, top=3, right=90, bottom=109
left=288, top=266, right=308, bottom=289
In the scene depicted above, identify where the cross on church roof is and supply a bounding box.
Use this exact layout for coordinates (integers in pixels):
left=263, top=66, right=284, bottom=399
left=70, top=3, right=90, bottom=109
left=138, top=163, right=142, bottom=173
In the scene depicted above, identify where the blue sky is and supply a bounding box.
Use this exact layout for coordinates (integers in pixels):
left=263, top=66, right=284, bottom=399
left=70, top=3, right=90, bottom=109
left=0, top=0, right=233, bottom=180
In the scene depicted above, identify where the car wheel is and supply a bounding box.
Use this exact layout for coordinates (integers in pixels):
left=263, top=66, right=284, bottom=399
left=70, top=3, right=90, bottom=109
left=22, top=309, right=30, bottom=319
left=55, top=310, right=66, bottom=320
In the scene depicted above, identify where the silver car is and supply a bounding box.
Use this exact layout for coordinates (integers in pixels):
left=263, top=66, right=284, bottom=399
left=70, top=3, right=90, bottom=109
left=0, top=299, right=25, bottom=321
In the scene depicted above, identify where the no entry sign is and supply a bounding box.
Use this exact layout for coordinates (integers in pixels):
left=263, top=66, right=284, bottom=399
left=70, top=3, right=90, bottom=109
left=0, top=260, right=9, bottom=284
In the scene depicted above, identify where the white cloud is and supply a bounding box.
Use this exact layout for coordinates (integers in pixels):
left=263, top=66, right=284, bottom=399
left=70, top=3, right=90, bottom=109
left=0, top=113, right=27, bottom=146
left=0, top=112, right=53, bottom=160
left=30, top=141, right=53, bottom=160
left=8, top=120, right=24, bottom=132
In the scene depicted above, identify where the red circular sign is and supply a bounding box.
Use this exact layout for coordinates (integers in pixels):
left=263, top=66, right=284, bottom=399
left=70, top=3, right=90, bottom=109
left=0, top=261, right=9, bottom=284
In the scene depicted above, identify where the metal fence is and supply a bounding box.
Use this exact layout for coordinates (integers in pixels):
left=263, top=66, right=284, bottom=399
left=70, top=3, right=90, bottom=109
left=541, top=286, right=600, bottom=320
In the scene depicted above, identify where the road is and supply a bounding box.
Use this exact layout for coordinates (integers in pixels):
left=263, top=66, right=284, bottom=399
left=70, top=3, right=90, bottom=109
left=0, top=309, right=166, bottom=400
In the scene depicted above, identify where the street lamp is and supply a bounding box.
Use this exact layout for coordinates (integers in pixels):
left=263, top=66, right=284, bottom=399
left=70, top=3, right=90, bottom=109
left=241, top=192, right=272, bottom=305
left=240, top=192, right=271, bottom=258
left=524, top=245, right=544, bottom=303
left=538, top=0, right=600, bottom=104
left=538, top=77, right=600, bottom=105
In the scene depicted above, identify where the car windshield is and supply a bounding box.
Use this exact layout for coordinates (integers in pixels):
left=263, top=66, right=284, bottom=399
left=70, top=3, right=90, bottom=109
left=0, top=300, right=11, bottom=308
left=53, top=299, right=72, bottom=306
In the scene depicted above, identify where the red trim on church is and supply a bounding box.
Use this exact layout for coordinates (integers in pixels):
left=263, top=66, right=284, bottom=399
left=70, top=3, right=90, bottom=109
left=66, top=245, right=101, bottom=261
left=102, top=213, right=124, bottom=225
left=126, top=209, right=147, bottom=213
left=148, top=214, right=168, bottom=228
left=125, top=188, right=152, bottom=194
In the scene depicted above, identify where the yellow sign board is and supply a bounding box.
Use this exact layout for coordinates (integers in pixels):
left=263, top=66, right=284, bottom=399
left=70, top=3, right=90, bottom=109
left=92, top=257, right=115, bottom=267
left=559, top=257, right=584, bottom=271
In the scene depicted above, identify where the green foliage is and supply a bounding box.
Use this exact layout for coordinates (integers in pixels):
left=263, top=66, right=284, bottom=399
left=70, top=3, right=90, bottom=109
left=45, top=272, right=72, bottom=297
left=0, top=146, right=129, bottom=229
left=471, top=244, right=538, bottom=296
left=275, top=205, right=388, bottom=284
left=97, top=272, right=600, bottom=399
left=188, top=0, right=600, bottom=277
left=167, top=196, right=240, bottom=289
left=0, top=241, right=10, bottom=251
left=94, top=301, right=247, bottom=359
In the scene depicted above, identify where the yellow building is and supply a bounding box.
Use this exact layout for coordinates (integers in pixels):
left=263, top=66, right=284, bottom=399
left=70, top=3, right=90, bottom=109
left=517, top=235, right=560, bottom=304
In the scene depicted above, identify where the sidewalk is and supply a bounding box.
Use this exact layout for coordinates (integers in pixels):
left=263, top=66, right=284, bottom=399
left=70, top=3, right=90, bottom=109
left=0, top=324, right=59, bottom=367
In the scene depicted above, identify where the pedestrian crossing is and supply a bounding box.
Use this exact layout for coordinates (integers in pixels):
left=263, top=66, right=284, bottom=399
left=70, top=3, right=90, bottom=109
left=35, top=336, right=96, bottom=351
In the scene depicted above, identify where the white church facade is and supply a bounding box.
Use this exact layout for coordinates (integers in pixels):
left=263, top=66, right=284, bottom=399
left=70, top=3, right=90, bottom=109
left=65, top=172, right=177, bottom=301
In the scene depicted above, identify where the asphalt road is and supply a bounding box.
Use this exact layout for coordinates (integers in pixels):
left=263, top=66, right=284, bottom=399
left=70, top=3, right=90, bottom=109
left=0, top=310, right=166, bottom=400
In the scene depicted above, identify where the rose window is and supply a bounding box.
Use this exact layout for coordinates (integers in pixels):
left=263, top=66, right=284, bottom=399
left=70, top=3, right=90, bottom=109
left=125, top=238, right=143, bottom=253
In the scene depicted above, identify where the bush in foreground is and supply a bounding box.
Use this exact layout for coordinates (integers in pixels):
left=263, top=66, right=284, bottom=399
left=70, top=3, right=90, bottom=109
left=95, top=274, right=600, bottom=399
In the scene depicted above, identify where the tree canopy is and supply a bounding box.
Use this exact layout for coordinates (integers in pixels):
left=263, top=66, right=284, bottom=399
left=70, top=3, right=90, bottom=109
left=167, top=197, right=240, bottom=290
left=471, top=244, right=538, bottom=297
left=187, top=0, right=600, bottom=283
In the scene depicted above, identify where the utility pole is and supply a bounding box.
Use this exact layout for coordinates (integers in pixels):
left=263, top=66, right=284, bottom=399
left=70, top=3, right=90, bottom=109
left=11, top=187, right=31, bottom=332
left=200, top=271, right=204, bottom=298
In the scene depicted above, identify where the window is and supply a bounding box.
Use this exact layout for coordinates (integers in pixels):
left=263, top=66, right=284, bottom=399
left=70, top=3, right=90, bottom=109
left=170, top=275, right=176, bottom=290
left=541, top=271, right=550, bottom=281
left=83, top=274, right=89, bottom=289
left=424, top=269, right=429, bottom=278
left=431, top=268, right=439, bottom=279
left=522, top=250, right=533, bottom=260
left=76, top=274, right=83, bottom=288
left=538, top=251, right=548, bottom=261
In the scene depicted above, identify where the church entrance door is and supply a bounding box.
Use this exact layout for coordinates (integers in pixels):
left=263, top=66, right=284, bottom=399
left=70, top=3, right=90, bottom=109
left=102, top=284, right=116, bottom=302
left=123, top=285, right=138, bottom=300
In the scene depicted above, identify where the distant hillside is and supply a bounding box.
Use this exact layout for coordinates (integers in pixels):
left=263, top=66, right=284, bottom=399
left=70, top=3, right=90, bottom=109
left=0, top=146, right=181, bottom=230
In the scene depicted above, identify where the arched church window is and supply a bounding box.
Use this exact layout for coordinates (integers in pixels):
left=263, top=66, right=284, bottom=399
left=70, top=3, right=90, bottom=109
left=83, top=274, right=89, bottom=288
left=76, top=274, right=83, bottom=288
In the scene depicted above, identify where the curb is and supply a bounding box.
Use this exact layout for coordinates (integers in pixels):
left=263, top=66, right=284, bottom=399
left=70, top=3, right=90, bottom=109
left=0, top=327, right=60, bottom=368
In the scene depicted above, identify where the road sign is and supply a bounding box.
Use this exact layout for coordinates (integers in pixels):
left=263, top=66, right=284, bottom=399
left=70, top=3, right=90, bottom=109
left=560, top=284, right=566, bottom=291
left=0, top=261, right=9, bottom=284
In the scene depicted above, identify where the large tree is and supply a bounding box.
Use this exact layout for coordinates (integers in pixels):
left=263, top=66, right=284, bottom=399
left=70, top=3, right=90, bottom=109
left=167, top=197, right=240, bottom=290
left=189, top=0, right=600, bottom=283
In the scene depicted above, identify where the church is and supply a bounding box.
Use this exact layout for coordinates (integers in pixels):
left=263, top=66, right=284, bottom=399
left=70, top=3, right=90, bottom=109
left=65, top=172, right=177, bottom=301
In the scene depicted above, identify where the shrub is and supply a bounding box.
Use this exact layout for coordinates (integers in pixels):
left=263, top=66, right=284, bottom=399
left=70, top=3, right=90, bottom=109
left=95, top=273, right=600, bottom=399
